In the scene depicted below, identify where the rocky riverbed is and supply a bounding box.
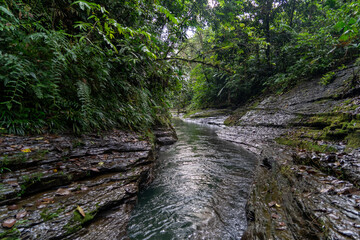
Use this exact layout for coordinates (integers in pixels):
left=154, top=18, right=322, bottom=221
left=0, top=127, right=177, bottom=239
left=2, top=65, right=359, bottom=240
left=185, top=65, right=360, bottom=239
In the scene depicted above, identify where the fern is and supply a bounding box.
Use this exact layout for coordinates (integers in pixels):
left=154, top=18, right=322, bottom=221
left=0, top=0, right=178, bottom=135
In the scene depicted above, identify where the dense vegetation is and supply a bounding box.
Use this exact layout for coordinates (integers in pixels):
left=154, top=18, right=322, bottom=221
left=1, top=0, right=360, bottom=134
left=0, top=0, right=208, bottom=134
left=177, top=0, right=360, bottom=109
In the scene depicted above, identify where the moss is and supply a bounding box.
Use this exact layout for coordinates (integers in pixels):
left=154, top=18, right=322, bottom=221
left=224, top=108, right=247, bottom=126
left=280, top=165, right=294, bottom=180
left=224, top=115, right=242, bottom=126
left=250, top=100, right=261, bottom=109
left=31, top=149, right=50, bottom=161
left=346, top=119, right=360, bottom=130
left=5, top=152, right=28, bottom=166
left=1, top=149, right=49, bottom=171
left=320, top=71, right=336, bottom=85
left=275, top=137, right=337, bottom=153
left=345, top=132, right=360, bottom=150
left=72, top=139, right=85, bottom=148
left=303, top=113, right=360, bottom=143
left=307, top=113, right=351, bottom=128
left=324, top=128, right=349, bottom=139
left=40, top=208, right=64, bottom=221
left=0, top=220, right=28, bottom=239
left=140, top=129, right=155, bottom=144
left=185, top=109, right=229, bottom=119
left=64, top=209, right=96, bottom=234
left=0, top=227, right=21, bottom=239
left=183, top=109, right=200, bottom=118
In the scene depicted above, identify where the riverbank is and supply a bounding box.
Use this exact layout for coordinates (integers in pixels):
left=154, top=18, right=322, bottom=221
left=0, top=126, right=177, bottom=239
left=184, top=65, right=360, bottom=239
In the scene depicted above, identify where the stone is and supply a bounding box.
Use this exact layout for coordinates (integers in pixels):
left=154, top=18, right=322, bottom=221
left=7, top=204, right=18, bottom=210
left=2, top=218, right=16, bottom=228
left=0, top=126, right=177, bottom=239
left=16, top=211, right=27, bottom=219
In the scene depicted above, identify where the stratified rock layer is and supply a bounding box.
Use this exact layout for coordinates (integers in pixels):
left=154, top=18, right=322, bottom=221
left=218, top=66, right=360, bottom=240
left=0, top=127, right=177, bottom=239
left=186, top=65, right=360, bottom=239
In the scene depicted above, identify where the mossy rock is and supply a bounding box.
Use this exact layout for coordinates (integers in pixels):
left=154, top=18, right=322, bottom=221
left=345, top=131, right=360, bottom=150
left=224, top=113, right=245, bottom=126
left=307, top=113, right=352, bottom=128
left=275, top=137, right=337, bottom=153
left=185, top=109, right=230, bottom=119
left=64, top=208, right=96, bottom=235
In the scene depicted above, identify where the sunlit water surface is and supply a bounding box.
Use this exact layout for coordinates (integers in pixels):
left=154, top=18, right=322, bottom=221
left=128, top=119, right=257, bottom=239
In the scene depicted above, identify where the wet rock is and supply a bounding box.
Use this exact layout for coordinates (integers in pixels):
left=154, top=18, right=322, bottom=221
left=153, top=126, right=178, bottom=146
left=202, top=66, right=360, bottom=240
left=16, top=211, right=27, bottom=219
left=2, top=218, right=16, bottom=228
left=7, top=205, right=18, bottom=210
left=0, top=126, right=177, bottom=239
left=261, top=157, right=274, bottom=170
left=56, top=188, right=71, bottom=196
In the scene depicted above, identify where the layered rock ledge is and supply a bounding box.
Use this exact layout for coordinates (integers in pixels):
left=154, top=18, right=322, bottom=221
left=185, top=65, right=360, bottom=239
left=0, top=127, right=177, bottom=239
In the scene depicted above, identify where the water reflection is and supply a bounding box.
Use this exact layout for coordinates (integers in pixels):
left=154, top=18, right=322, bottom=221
left=128, top=119, right=257, bottom=239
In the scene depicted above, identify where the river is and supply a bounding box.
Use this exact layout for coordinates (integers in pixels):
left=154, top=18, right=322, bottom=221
left=128, top=119, right=257, bottom=239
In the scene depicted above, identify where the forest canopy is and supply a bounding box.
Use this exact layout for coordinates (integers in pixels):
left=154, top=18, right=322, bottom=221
left=1, top=0, right=359, bottom=134
left=175, top=0, right=360, bottom=109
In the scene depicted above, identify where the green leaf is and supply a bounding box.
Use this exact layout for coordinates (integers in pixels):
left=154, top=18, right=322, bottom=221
left=6, top=102, right=12, bottom=110
left=0, top=6, right=15, bottom=18
left=334, top=21, right=345, bottom=32
left=156, top=5, right=179, bottom=25
left=348, top=17, right=356, bottom=25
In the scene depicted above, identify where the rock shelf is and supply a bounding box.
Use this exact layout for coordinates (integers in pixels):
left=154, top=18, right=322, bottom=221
left=0, top=127, right=177, bottom=239
left=185, top=65, right=360, bottom=239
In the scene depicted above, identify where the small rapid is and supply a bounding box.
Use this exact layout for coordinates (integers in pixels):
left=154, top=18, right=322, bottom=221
left=128, top=119, right=257, bottom=239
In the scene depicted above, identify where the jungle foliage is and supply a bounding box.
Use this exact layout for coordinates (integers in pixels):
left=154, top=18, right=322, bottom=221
left=175, top=0, right=360, bottom=109
left=1, top=0, right=360, bottom=134
left=0, top=0, right=208, bottom=134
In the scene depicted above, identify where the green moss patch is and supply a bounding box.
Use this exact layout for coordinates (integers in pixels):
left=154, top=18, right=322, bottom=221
left=345, top=132, right=360, bottom=150
left=224, top=101, right=261, bottom=126
left=184, top=109, right=230, bottom=119
left=40, top=208, right=64, bottom=222
left=224, top=107, right=250, bottom=126
left=304, top=112, right=360, bottom=144
left=275, top=137, right=337, bottom=153
left=183, top=109, right=201, bottom=118
left=64, top=208, right=96, bottom=235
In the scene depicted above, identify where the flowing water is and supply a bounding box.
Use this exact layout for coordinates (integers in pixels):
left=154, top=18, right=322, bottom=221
left=128, top=119, right=257, bottom=240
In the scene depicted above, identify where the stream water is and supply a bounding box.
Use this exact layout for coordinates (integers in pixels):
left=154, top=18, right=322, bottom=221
left=128, top=119, right=257, bottom=239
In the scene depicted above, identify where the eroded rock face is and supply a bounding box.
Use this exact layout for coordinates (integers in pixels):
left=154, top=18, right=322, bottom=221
left=0, top=127, right=177, bottom=239
left=213, top=66, right=360, bottom=239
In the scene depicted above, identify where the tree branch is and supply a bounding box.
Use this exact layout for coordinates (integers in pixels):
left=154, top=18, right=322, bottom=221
left=157, top=57, right=233, bottom=74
